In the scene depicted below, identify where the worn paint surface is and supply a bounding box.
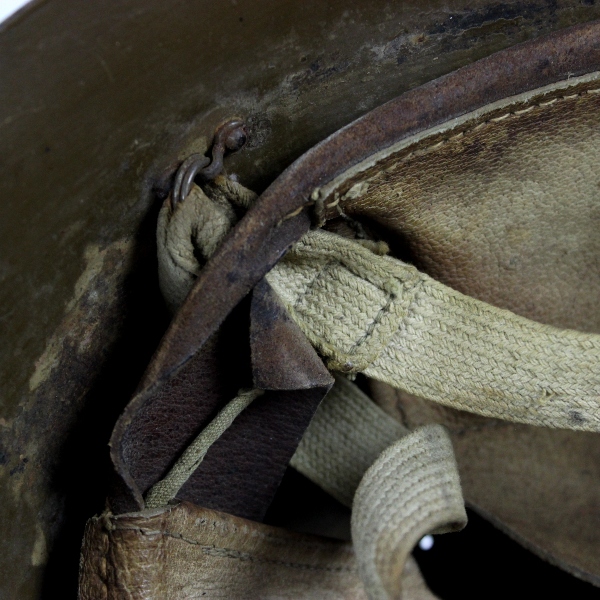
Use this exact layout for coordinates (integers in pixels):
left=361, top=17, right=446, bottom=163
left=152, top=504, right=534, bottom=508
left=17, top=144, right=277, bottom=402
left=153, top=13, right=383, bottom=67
left=2, top=0, right=600, bottom=597
left=0, top=235, right=168, bottom=597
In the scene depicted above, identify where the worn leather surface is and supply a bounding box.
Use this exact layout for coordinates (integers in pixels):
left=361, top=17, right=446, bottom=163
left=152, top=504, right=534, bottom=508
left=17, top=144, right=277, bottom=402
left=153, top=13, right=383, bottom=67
left=109, top=209, right=318, bottom=515
left=109, top=308, right=251, bottom=513
left=322, top=74, right=600, bottom=333
left=251, top=279, right=333, bottom=391
left=177, top=385, right=330, bottom=521
left=111, top=290, right=332, bottom=519
left=79, top=502, right=437, bottom=600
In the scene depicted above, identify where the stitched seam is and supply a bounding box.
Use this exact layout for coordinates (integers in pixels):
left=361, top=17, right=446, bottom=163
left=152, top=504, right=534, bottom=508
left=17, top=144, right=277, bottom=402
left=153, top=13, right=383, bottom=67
left=115, top=522, right=350, bottom=552
left=341, top=86, right=600, bottom=191
left=116, top=527, right=356, bottom=573
left=417, top=88, right=600, bottom=151
left=288, top=86, right=600, bottom=218
left=297, top=250, right=424, bottom=358
left=292, top=248, right=395, bottom=363
left=293, top=260, right=334, bottom=311
left=347, top=292, right=395, bottom=354
left=201, top=545, right=356, bottom=573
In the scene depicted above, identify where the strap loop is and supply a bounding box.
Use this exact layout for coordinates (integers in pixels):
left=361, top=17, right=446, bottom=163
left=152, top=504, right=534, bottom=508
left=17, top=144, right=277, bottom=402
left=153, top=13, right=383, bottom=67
left=352, top=425, right=467, bottom=600
left=293, top=377, right=466, bottom=599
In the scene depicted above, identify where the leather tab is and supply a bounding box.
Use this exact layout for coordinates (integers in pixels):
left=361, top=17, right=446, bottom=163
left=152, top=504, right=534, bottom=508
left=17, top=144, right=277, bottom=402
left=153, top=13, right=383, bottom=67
left=251, top=279, right=333, bottom=390
left=109, top=281, right=332, bottom=520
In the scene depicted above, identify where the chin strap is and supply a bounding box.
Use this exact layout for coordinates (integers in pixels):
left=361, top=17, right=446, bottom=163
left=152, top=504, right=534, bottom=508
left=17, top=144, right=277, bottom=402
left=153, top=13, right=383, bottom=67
left=292, top=376, right=467, bottom=600
left=267, top=228, right=600, bottom=432
left=156, top=175, right=600, bottom=599
left=159, top=178, right=600, bottom=433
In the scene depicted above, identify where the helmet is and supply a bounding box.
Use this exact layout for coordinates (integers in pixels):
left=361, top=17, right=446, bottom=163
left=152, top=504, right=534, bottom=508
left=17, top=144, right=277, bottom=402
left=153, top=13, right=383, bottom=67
left=2, top=3, right=600, bottom=597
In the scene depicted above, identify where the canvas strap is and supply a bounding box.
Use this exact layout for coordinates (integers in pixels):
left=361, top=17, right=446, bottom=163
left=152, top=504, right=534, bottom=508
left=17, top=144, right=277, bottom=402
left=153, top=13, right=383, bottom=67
left=352, top=425, right=466, bottom=600
left=155, top=178, right=600, bottom=598
left=266, top=229, right=600, bottom=432
left=291, top=376, right=466, bottom=600
left=159, top=181, right=600, bottom=435
left=145, top=374, right=465, bottom=600
left=290, top=374, right=408, bottom=507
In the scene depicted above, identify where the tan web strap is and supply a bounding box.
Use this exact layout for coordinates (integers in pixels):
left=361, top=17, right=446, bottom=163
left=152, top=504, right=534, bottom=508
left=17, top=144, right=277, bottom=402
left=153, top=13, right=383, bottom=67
left=266, top=229, right=600, bottom=432
left=352, top=425, right=466, bottom=600
left=292, top=377, right=466, bottom=600
left=290, top=374, right=408, bottom=507
left=155, top=184, right=466, bottom=598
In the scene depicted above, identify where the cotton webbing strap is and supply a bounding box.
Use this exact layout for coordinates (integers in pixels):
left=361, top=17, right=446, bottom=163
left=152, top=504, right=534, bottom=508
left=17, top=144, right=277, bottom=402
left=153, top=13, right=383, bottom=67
left=352, top=425, right=467, bottom=600
left=290, top=375, right=408, bottom=507
left=159, top=182, right=600, bottom=432
left=291, top=377, right=466, bottom=600
left=266, top=229, right=600, bottom=432
left=145, top=389, right=263, bottom=508
left=157, top=177, right=257, bottom=314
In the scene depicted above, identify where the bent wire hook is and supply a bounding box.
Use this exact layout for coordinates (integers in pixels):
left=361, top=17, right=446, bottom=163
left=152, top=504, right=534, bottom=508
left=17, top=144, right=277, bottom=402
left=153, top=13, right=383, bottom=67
left=172, top=119, right=247, bottom=207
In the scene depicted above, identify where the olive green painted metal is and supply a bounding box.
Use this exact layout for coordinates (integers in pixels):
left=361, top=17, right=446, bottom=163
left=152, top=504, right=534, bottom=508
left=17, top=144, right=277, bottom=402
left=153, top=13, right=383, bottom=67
left=2, top=1, right=600, bottom=597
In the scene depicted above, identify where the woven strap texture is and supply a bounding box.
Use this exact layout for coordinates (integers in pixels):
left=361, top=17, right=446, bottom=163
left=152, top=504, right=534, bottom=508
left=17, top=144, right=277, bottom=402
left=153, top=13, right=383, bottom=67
left=154, top=176, right=599, bottom=596
left=290, top=375, right=408, bottom=507
left=157, top=176, right=257, bottom=313
left=266, top=229, right=600, bottom=432
left=292, top=377, right=466, bottom=600
left=159, top=180, right=600, bottom=433
left=145, top=389, right=264, bottom=508
left=352, top=425, right=467, bottom=600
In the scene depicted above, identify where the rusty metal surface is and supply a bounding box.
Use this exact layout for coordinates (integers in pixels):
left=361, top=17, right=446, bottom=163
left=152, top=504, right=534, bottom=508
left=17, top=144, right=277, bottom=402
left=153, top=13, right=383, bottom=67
left=2, top=1, right=600, bottom=597
left=172, top=118, right=248, bottom=205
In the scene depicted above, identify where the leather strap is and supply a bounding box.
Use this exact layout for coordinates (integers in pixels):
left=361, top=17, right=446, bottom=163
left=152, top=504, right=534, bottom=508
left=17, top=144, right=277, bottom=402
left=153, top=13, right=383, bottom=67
left=109, top=280, right=332, bottom=518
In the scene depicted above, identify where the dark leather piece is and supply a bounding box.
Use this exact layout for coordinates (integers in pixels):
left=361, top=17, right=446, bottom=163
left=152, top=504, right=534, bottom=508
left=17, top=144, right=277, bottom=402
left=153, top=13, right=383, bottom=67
left=110, top=282, right=332, bottom=518
left=109, top=20, right=600, bottom=517
left=251, top=279, right=333, bottom=391
left=173, top=283, right=332, bottom=521
left=109, top=304, right=252, bottom=514
left=178, top=387, right=329, bottom=521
